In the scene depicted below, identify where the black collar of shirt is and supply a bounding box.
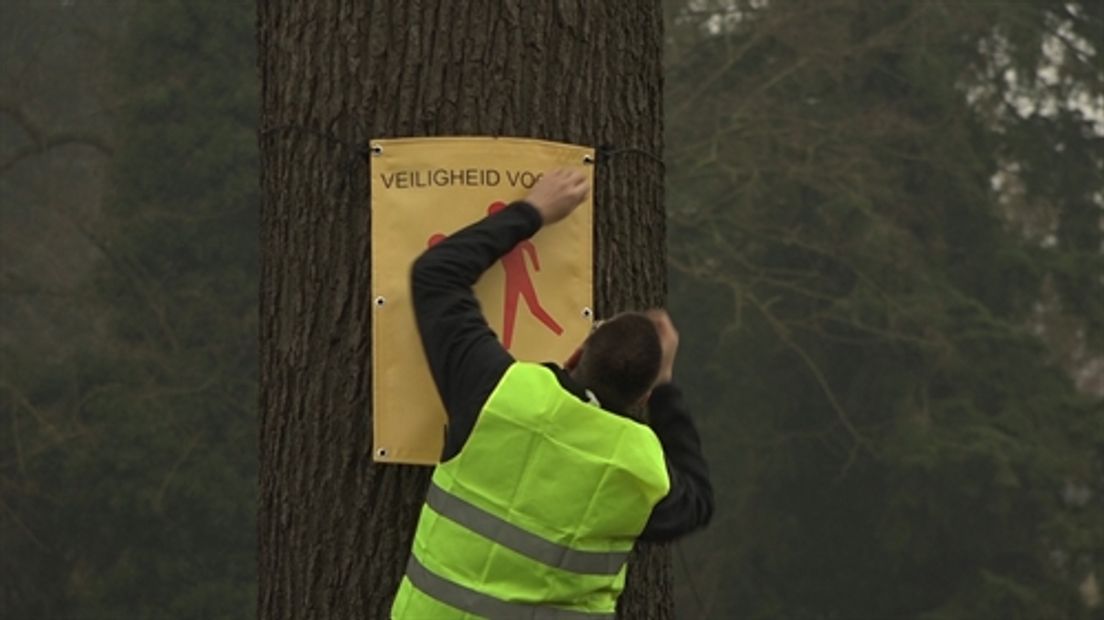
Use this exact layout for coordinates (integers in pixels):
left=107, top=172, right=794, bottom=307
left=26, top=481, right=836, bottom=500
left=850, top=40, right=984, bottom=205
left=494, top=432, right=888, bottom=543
left=540, top=362, right=632, bottom=419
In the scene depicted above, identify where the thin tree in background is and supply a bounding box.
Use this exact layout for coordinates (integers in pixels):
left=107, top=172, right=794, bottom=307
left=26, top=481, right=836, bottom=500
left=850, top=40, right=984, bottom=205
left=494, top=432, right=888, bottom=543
left=2, top=1, right=258, bottom=617
left=257, top=2, right=673, bottom=617
left=664, top=0, right=1103, bottom=617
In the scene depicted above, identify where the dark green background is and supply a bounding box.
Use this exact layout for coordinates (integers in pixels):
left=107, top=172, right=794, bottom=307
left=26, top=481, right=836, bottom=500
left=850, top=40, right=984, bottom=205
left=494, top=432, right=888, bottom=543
left=1, top=1, right=1100, bottom=618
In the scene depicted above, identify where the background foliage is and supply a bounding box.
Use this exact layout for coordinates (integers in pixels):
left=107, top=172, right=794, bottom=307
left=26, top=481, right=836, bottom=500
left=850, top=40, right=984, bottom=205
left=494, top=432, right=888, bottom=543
left=665, top=1, right=1102, bottom=618
left=1, top=0, right=1100, bottom=618
left=2, top=1, right=256, bottom=618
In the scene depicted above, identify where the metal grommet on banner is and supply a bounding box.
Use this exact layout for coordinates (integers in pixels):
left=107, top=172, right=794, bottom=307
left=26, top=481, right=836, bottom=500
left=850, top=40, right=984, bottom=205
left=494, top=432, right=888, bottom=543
left=374, top=296, right=386, bottom=307
left=376, top=448, right=388, bottom=458
left=582, top=154, right=594, bottom=165
left=582, top=307, right=593, bottom=319
left=369, top=143, right=384, bottom=156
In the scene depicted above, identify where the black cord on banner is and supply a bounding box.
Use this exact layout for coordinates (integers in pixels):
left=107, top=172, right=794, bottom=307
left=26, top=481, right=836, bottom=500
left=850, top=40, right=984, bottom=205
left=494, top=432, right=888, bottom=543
left=595, top=144, right=666, bottom=171
left=258, top=128, right=665, bottom=187
left=260, top=124, right=371, bottom=190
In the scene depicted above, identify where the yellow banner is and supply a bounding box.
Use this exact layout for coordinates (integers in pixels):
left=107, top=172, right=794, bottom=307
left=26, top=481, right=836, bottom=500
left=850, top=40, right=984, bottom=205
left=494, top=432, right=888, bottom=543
left=370, top=137, right=594, bottom=464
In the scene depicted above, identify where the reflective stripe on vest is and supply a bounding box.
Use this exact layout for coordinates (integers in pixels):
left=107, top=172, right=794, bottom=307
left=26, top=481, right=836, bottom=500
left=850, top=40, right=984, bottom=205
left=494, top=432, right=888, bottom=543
left=405, top=555, right=615, bottom=620
left=425, top=482, right=628, bottom=575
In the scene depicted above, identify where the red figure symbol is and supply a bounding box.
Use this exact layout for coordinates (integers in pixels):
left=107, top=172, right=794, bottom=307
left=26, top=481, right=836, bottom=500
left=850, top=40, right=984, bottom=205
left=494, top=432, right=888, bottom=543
left=487, top=201, right=563, bottom=349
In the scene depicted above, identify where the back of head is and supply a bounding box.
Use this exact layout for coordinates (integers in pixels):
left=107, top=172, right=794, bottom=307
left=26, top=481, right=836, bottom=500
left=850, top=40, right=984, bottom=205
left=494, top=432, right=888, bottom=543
left=574, top=312, right=662, bottom=413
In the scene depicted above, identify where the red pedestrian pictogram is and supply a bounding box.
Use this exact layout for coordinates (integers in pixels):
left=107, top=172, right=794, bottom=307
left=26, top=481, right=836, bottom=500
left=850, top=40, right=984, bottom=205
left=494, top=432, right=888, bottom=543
left=488, top=201, right=563, bottom=349
left=425, top=203, right=564, bottom=350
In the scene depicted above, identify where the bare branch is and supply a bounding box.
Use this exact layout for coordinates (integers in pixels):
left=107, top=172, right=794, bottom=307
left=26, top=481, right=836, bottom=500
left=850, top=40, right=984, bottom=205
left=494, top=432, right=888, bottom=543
left=0, top=100, right=113, bottom=174
left=0, top=132, right=113, bottom=174
left=746, top=291, right=872, bottom=455
left=152, top=432, right=202, bottom=515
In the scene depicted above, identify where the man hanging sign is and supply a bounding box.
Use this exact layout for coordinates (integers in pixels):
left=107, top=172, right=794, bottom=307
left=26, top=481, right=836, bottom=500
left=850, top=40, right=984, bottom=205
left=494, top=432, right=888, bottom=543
left=371, top=137, right=594, bottom=464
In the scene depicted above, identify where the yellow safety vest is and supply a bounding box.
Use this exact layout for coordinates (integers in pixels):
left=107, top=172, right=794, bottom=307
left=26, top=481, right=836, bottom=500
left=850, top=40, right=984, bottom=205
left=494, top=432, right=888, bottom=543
left=391, top=362, right=670, bottom=619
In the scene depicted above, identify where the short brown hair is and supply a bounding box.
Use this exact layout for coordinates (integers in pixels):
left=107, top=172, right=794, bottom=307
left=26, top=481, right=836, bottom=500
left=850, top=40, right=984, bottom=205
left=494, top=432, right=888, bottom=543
left=574, top=312, right=662, bottom=412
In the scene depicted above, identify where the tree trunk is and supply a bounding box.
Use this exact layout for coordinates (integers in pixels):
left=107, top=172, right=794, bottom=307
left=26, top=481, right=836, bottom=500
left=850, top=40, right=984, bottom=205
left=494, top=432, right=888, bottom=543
left=257, top=2, right=669, bottom=618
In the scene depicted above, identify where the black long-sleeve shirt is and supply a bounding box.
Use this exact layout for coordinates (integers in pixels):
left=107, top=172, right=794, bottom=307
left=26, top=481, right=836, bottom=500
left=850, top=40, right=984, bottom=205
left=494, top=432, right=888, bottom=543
left=410, top=201, right=713, bottom=542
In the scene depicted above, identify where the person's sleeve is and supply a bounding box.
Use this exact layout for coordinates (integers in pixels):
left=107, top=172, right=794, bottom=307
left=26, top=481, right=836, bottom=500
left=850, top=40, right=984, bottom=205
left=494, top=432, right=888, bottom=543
left=410, top=201, right=544, bottom=461
left=638, top=383, right=714, bottom=542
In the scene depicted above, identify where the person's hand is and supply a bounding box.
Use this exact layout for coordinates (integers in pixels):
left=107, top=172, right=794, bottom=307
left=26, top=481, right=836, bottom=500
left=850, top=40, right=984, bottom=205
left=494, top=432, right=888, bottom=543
left=646, top=309, right=679, bottom=385
left=524, top=168, right=589, bottom=225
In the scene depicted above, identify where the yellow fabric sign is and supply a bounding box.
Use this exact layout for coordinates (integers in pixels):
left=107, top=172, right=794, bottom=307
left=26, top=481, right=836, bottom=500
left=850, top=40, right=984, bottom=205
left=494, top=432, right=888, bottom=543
left=370, top=137, right=594, bottom=465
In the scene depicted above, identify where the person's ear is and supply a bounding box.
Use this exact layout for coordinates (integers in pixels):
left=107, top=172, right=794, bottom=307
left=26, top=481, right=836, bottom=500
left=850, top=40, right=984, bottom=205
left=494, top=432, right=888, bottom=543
left=564, top=345, right=583, bottom=371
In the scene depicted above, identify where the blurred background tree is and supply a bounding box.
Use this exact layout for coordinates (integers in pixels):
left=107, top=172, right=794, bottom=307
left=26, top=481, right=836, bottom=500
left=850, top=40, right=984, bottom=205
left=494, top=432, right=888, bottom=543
left=664, top=0, right=1102, bottom=618
left=2, top=0, right=256, bottom=617
left=1, top=0, right=1100, bottom=618
left=2, top=1, right=121, bottom=614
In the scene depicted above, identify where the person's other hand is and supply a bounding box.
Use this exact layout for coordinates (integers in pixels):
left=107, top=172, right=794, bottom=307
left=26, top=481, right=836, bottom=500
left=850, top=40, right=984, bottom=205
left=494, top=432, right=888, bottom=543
left=524, top=168, right=589, bottom=225
left=646, top=309, right=679, bottom=385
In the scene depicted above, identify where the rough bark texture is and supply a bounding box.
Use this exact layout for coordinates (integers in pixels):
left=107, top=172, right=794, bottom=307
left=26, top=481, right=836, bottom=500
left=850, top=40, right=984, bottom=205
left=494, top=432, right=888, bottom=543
left=257, top=2, right=669, bottom=618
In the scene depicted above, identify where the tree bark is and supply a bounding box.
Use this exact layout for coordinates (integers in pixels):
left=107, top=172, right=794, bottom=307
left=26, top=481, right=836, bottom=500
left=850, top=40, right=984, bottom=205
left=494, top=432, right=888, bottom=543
left=257, top=2, right=669, bottom=618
